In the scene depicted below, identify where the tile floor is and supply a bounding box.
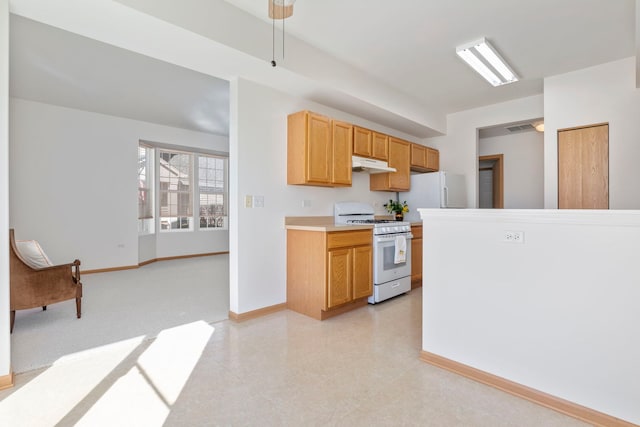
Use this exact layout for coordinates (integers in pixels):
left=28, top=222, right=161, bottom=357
left=1, top=275, right=588, bottom=426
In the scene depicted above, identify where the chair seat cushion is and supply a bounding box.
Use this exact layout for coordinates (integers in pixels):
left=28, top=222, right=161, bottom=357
left=15, top=240, right=53, bottom=269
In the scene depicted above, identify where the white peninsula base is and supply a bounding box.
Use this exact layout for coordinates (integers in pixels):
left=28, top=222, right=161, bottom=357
left=418, top=208, right=640, bottom=427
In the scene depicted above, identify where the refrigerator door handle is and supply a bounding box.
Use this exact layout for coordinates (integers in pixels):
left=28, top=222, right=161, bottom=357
left=442, top=186, right=448, bottom=208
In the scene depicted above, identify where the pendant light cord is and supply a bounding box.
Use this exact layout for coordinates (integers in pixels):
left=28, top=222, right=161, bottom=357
left=272, top=7, right=276, bottom=66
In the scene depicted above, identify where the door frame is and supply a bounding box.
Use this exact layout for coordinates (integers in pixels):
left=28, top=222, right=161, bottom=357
left=479, top=154, right=504, bottom=208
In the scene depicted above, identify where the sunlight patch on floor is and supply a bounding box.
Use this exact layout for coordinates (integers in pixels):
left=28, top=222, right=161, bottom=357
left=76, top=321, right=214, bottom=426
left=0, top=337, right=145, bottom=426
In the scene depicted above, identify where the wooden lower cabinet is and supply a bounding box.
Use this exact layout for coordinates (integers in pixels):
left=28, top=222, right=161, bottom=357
left=410, top=225, right=422, bottom=288
left=288, top=228, right=372, bottom=320
left=328, top=248, right=352, bottom=308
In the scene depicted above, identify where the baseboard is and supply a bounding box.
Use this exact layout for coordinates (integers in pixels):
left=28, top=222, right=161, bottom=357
left=83, top=265, right=139, bottom=274
left=84, top=251, right=230, bottom=274
left=229, top=303, right=287, bottom=322
left=420, top=351, right=637, bottom=427
left=0, top=371, right=14, bottom=390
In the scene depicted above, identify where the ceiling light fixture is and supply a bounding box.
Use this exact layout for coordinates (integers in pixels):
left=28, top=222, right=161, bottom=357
left=269, top=0, right=296, bottom=67
left=269, top=0, right=295, bottom=19
left=456, top=38, right=518, bottom=86
left=534, top=122, right=545, bottom=132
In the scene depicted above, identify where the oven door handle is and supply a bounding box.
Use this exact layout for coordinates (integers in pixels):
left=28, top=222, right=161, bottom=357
left=375, top=233, right=413, bottom=243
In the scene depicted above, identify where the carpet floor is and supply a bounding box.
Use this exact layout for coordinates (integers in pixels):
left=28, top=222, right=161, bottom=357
left=10, top=255, right=230, bottom=373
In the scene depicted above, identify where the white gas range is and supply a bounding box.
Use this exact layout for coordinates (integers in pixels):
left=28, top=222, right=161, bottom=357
left=334, top=202, right=413, bottom=303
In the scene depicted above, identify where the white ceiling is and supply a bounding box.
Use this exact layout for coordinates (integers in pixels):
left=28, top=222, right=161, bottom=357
left=229, top=0, right=635, bottom=115
left=9, top=15, right=230, bottom=136
left=8, top=1, right=636, bottom=138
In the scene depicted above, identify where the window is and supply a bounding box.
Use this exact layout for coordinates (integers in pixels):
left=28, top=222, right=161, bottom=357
left=139, top=144, right=228, bottom=233
left=199, top=155, right=227, bottom=228
left=138, top=145, right=155, bottom=234
left=159, top=150, right=193, bottom=231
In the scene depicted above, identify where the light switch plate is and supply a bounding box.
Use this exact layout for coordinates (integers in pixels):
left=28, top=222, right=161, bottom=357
left=253, top=195, right=264, bottom=208
left=244, top=195, right=253, bottom=208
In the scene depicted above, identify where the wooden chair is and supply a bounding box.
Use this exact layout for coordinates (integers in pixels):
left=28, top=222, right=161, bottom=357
left=9, top=229, right=82, bottom=333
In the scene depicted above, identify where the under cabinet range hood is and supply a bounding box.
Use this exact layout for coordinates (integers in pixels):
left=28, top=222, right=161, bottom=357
left=351, top=156, right=396, bottom=174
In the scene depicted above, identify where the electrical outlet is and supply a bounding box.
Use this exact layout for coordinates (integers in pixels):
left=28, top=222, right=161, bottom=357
left=503, top=231, right=524, bottom=243
left=244, top=195, right=253, bottom=208
left=302, top=199, right=312, bottom=208
left=253, top=195, right=264, bottom=208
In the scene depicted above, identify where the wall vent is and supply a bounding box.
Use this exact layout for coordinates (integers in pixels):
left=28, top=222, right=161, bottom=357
left=506, top=124, right=534, bottom=132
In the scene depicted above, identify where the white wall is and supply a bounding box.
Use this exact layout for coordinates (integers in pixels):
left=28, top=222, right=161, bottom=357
left=479, top=131, right=544, bottom=209
left=544, top=57, right=640, bottom=209
left=425, top=95, right=544, bottom=208
left=113, top=0, right=446, bottom=136
left=0, top=0, right=11, bottom=380
left=9, top=98, right=228, bottom=270
left=420, top=208, right=640, bottom=425
left=230, top=78, right=422, bottom=314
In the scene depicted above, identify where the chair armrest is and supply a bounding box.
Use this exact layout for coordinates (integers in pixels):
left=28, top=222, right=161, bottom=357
left=29, top=259, right=82, bottom=283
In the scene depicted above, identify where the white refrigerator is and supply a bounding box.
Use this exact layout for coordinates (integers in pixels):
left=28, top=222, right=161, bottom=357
left=399, top=171, right=467, bottom=221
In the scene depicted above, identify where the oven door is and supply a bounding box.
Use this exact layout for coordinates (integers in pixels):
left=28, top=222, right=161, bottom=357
left=373, top=233, right=412, bottom=285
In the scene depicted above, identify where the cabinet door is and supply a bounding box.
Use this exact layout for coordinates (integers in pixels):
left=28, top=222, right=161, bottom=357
left=327, top=248, right=352, bottom=309
left=332, top=120, right=353, bottom=186
left=426, top=148, right=439, bottom=171
left=353, top=126, right=372, bottom=157
left=372, top=132, right=389, bottom=161
left=388, top=137, right=411, bottom=190
left=411, top=144, right=427, bottom=169
left=411, top=237, right=422, bottom=288
left=307, top=113, right=332, bottom=184
left=352, top=245, right=373, bottom=299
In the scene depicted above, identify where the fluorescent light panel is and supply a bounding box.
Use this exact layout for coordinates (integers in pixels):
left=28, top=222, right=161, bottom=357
left=456, top=38, right=518, bottom=86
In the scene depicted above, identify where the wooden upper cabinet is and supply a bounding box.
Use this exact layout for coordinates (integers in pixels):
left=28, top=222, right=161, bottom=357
left=332, top=120, right=353, bottom=186
left=426, top=147, right=439, bottom=171
left=411, top=144, right=427, bottom=169
left=370, top=137, right=411, bottom=191
left=306, top=113, right=332, bottom=183
left=287, top=111, right=352, bottom=187
left=372, top=132, right=389, bottom=161
left=410, top=143, right=439, bottom=172
left=354, top=127, right=389, bottom=161
left=353, top=126, right=372, bottom=158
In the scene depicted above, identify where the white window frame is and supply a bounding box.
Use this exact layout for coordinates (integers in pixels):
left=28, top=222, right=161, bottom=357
left=139, top=142, right=229, bottom=233
left=159, top=149, right=194, bottom=232
left=138, top=144, right=155, bottom=235
left=197, top=154, right=228, bottom=230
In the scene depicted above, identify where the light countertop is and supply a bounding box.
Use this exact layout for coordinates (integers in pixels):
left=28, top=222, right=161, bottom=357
left=284, top=216, right=373, bottom=232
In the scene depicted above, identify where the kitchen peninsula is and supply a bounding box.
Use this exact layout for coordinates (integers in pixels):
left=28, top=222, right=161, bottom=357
left=418, top=208, right=640, bottom=426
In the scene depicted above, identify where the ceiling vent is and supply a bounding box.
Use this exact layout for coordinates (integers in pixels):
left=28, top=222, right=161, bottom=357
left=506, top=124, right=534, bottom=133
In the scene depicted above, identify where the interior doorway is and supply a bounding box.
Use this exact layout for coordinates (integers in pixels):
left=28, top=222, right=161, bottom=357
left=478, top=154, right=504, bottom=208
